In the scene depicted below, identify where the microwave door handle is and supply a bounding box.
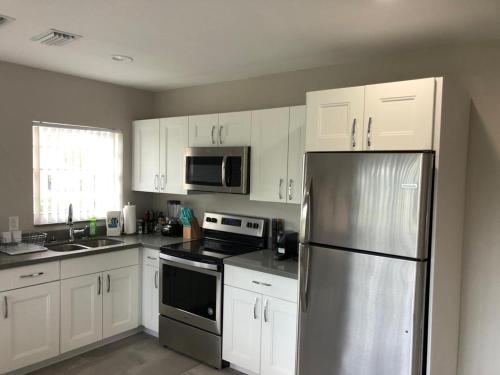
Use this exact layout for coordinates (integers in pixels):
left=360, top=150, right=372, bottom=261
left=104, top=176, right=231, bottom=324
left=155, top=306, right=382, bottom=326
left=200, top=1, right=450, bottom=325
left=221, top=156, right=227, bottom=187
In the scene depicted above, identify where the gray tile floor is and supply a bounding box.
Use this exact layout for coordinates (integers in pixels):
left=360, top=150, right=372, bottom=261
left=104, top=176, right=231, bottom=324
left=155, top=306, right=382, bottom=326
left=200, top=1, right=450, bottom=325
left=30, top=333, right=242, bottom=375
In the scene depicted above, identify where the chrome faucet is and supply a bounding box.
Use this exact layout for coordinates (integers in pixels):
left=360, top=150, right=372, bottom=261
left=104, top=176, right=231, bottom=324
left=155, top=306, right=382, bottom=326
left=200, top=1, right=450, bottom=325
left=67, top=203, right=87, bottom=242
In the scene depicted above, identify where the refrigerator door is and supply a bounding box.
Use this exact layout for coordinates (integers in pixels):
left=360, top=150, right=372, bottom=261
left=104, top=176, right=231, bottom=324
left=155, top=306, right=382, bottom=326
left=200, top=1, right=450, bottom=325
left=297, top=244, right=426, bottom=375
left=301, top=152, right=433, bottom=259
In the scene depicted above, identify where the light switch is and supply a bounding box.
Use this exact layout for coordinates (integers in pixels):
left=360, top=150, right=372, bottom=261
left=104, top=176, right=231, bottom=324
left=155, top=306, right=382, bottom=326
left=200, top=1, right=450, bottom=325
left=8, top=216, right=19, bottom=231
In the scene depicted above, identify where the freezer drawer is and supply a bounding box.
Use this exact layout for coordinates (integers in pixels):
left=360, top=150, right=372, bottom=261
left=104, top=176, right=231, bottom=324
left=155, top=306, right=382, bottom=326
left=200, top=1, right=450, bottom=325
left=297, top=245, right=427, bottom=375
left=301, top=152, right=433, bottom=259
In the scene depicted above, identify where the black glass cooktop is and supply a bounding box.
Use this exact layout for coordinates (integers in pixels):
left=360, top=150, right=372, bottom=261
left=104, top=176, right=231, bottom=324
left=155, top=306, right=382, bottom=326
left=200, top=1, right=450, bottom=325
left=160, top=238, right=261, bottom=265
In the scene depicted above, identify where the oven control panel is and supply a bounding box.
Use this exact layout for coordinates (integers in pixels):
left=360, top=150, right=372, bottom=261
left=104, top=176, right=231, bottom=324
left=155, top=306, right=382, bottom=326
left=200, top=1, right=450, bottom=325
left=203, top=212, right=266, bottom=238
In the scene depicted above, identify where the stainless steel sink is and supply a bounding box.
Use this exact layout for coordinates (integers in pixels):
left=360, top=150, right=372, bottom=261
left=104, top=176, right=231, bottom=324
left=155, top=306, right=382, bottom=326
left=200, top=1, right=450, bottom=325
left=47, top=243, right=90, bottom=252
left=76, top=238, right=124, bottom=248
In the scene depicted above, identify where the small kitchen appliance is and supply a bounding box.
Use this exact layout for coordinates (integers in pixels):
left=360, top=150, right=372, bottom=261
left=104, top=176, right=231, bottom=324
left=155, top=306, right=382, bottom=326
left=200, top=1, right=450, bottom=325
left=161, top=200, right=183, bottom=237
left=275, top=231, right=298, bottom=260
left=159, top=212, right=268, bottom=369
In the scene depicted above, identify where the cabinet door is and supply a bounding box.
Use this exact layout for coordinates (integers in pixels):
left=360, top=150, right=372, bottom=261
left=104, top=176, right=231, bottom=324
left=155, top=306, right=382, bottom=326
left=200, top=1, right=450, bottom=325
left=222, top=286, right=262, bottom=374
left=159, top=117, right=189, bottom=195
left=132, top=119, right=160, bottom=192
left=250, top=107, right=290, bottom=203
left=188, top=114, right=219, bottom=146
left=103, top=265, right=139, bottom=338
left=0, top=281, right=60, bottom=373
left=261, top=297, right=298, bottom=375
left=60, top=273, right=103, bottom=353
left=306, top=86, right=365, bottom=151
left=364, top=78, right=435, bottom=150
left=287, top=106, right=306, bottom=204
left=142, top=264, right=159, bottom=334
left=218, top=111, right=251, bottom=146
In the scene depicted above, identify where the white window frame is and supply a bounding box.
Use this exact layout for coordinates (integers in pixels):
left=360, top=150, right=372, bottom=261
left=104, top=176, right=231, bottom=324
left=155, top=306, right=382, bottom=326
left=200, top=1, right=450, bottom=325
left=32, top=121, right=123, bottom=225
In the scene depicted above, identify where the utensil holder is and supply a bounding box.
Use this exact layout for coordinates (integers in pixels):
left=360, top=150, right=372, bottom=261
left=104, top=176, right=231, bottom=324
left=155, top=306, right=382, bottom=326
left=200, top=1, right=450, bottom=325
left=183, top=218, right=201, bottom=240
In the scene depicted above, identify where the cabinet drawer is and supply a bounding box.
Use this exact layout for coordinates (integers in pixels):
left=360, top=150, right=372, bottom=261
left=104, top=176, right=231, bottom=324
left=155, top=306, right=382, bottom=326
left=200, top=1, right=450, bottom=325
left=225, top=265, right=298, bottom=303
left=143, top=248, right=160, bottom=267
left=61, top=248, right=139, bottom=279
left=0, top=261, right=60, bottom=292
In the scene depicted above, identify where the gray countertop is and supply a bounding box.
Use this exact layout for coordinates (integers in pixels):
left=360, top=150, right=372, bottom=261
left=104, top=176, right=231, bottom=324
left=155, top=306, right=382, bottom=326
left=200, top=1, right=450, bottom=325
left=224, top=249, right=298, bottom=279
left=0, top=233, right=184, bottom=270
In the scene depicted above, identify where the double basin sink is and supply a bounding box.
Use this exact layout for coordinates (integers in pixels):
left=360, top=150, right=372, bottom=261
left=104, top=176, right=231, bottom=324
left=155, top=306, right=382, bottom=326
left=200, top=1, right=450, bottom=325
left=47, top=238, right=124, bottom=252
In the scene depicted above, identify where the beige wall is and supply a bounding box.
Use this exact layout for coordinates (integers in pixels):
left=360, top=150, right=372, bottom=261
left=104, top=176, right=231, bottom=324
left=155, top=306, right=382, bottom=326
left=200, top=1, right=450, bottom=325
left=153, top=43, right=500, bottom=375
left=0, top=60, right=154, bottom=231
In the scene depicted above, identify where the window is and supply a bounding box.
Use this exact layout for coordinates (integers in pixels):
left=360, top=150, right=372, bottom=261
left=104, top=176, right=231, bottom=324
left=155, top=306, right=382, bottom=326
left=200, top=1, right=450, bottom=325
left=33, top=122, right=123, bottom=225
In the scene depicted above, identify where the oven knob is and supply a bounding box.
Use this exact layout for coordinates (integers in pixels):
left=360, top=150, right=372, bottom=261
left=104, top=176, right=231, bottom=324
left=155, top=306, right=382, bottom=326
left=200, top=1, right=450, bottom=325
left=212, top=218, right=218, bottom=223
left=206, top=217, right=211, bottom=222
left=253, top=223, right=259, bottom=229
left=246, top=222, right=252, bottom=228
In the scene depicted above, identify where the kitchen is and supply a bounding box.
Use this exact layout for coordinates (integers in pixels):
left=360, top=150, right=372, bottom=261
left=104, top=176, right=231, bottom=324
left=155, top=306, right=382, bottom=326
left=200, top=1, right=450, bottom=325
left=0, top=1, right=499, bottom=375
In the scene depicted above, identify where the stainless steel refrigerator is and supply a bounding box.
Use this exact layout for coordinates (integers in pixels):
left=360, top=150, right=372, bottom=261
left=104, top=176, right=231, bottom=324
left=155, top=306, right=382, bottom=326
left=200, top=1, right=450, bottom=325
left=298, top=152, right=434, bottom=375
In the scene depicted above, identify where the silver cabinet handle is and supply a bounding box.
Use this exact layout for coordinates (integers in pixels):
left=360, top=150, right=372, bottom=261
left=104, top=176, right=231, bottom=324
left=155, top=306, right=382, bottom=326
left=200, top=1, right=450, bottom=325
left=367, top=117, right=372, bottom=148
left=299, top=178, right=312, bottom=243
left=98, top=275, right=101, bottom=295
left=20, top=272, right=44, bottom=278
left=252, top=280, right=271, bottom=287
left=253, top=297, right=258, bottom=320
left=211, top=126, right=216, bottom=145
left=161, top=175, right=165, bottom=190
left=264, top=299, right=269, bottom=323
left=147, top=256, right=157, bottom=261
left=288, top=179, right=293, bottom=201
left=219, top=125, right=223, bottom=144
left=221, top=156, right=227, bottom=187
left=107, top=274, right=111, bottom=293
left=3, top=296, right=7, bottom=319
left=154, top=174, right=159, bottom=190
left=299, top=243, right=311, bottom=312
left=351, top=118, right=357, bottom=148
left=279, top=178, right=284, bottom=200
left=154, top=270, right=159, bottom=289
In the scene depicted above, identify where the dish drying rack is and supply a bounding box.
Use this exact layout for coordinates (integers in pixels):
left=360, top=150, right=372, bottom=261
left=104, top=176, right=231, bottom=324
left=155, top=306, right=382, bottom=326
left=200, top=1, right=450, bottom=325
left=0, top=231, right=48, bottom=255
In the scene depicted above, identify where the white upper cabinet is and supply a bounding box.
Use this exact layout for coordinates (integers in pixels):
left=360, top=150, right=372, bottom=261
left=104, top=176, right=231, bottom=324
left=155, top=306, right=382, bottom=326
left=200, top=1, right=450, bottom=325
left=218, top=111, right=251, bottom=146
left=102, top=265, right=139, bottom=339
left=159, top=117, right=189, bottom=195
left=260, top=296, right=298, bottom=375
left=364, top=78, right=435, bottom=150
left=132, top=119, right=160, bottom=192
left=306, top=78, right=436, bottom=152
left=0, top=281, right=60, bottom=373
left=286, top=106, right=306, bottom=204
left=250, top=107, right=290, bottom=203
left=133, top=117, right=188, bottom=194
left=306, top=86, right=365, bottom=151
left=188, top=114, right=219, bottom=147
left=60, top=273, right=103, bottom=353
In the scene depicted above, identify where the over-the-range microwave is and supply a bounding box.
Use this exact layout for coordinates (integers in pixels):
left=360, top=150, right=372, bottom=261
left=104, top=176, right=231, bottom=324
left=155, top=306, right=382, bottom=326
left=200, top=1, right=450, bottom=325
left=184, top=147, right=250, bottom=194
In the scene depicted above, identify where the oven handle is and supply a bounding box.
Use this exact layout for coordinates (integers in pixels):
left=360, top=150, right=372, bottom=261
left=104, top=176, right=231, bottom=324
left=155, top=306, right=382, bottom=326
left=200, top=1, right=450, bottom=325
left=221, top=156, right=227, bottom=187
left=159, top=253, right=220, bottom=272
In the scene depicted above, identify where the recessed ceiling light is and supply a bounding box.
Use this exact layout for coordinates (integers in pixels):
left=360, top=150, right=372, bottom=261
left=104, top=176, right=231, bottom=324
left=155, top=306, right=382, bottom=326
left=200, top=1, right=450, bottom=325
left=111, top=55, right=134, bottom=62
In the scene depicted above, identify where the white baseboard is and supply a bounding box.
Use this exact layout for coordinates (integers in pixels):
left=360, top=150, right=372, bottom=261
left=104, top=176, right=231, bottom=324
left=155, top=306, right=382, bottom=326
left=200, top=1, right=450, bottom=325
left=229, top=363, right=259, bottom=375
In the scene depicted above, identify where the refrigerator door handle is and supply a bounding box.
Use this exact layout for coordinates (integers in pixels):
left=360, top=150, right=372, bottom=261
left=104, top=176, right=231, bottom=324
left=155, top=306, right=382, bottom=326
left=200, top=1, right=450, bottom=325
left=299, top=243, right=311, bottom=312
left=299, top=178, right=312, bottom=243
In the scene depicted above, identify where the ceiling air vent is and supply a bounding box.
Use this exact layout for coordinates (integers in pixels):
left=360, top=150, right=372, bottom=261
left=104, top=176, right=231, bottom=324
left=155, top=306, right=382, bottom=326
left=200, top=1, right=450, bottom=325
left=0, top=14, right=15, bottom=26
left=31, top=29, right=82, bottom=46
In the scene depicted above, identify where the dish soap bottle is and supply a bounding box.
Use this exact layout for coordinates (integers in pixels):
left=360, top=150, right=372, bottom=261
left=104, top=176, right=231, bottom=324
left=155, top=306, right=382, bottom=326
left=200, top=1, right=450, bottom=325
left=89, top=217, right=97, bottom=237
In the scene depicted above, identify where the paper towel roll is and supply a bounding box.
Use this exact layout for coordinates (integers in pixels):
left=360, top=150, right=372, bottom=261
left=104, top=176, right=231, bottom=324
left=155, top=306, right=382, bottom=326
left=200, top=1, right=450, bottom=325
left=123, top=202, right=136, bottom=234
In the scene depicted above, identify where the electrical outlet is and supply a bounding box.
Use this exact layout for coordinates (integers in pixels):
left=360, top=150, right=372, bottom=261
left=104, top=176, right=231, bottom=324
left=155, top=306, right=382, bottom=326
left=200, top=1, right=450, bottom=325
left=8, top=216, right=19, bottom=231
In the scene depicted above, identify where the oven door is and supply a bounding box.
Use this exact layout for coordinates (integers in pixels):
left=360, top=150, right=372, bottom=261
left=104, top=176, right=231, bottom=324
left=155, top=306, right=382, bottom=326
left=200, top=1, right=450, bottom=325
left=159, top=253, right=222, bottom=335
left=184, top=147, right=249, bottom=194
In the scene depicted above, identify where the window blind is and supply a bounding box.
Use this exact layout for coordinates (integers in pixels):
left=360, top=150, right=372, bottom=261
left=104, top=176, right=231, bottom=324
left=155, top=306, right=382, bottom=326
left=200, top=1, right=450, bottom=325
left=32, top=123, right=123, bottom=225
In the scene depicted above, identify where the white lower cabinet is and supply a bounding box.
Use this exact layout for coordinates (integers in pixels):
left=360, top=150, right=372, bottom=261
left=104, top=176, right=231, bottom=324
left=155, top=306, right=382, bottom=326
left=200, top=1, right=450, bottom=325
left=260, top=297, right=297, bottom=375
left=103, top=265, right=139, bottom=338
left=223, top=286, right=262, bottom=373
left=0, top=281, right=60, bottom=373
left=142, top=262, right=159, bottom=333
left=223, top=267, right=298, bottom=375
left=60, top=273, right=103, bottom=353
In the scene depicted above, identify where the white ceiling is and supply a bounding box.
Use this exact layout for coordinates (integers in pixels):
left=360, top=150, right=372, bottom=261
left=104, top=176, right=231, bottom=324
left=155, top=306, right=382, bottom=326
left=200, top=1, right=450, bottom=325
left=0, top=0, right=499, bottom=91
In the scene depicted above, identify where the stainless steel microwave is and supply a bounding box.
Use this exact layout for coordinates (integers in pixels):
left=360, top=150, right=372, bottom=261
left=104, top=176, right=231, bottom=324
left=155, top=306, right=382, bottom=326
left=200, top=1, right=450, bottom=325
left=184, top=147, right=250, bottom=194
